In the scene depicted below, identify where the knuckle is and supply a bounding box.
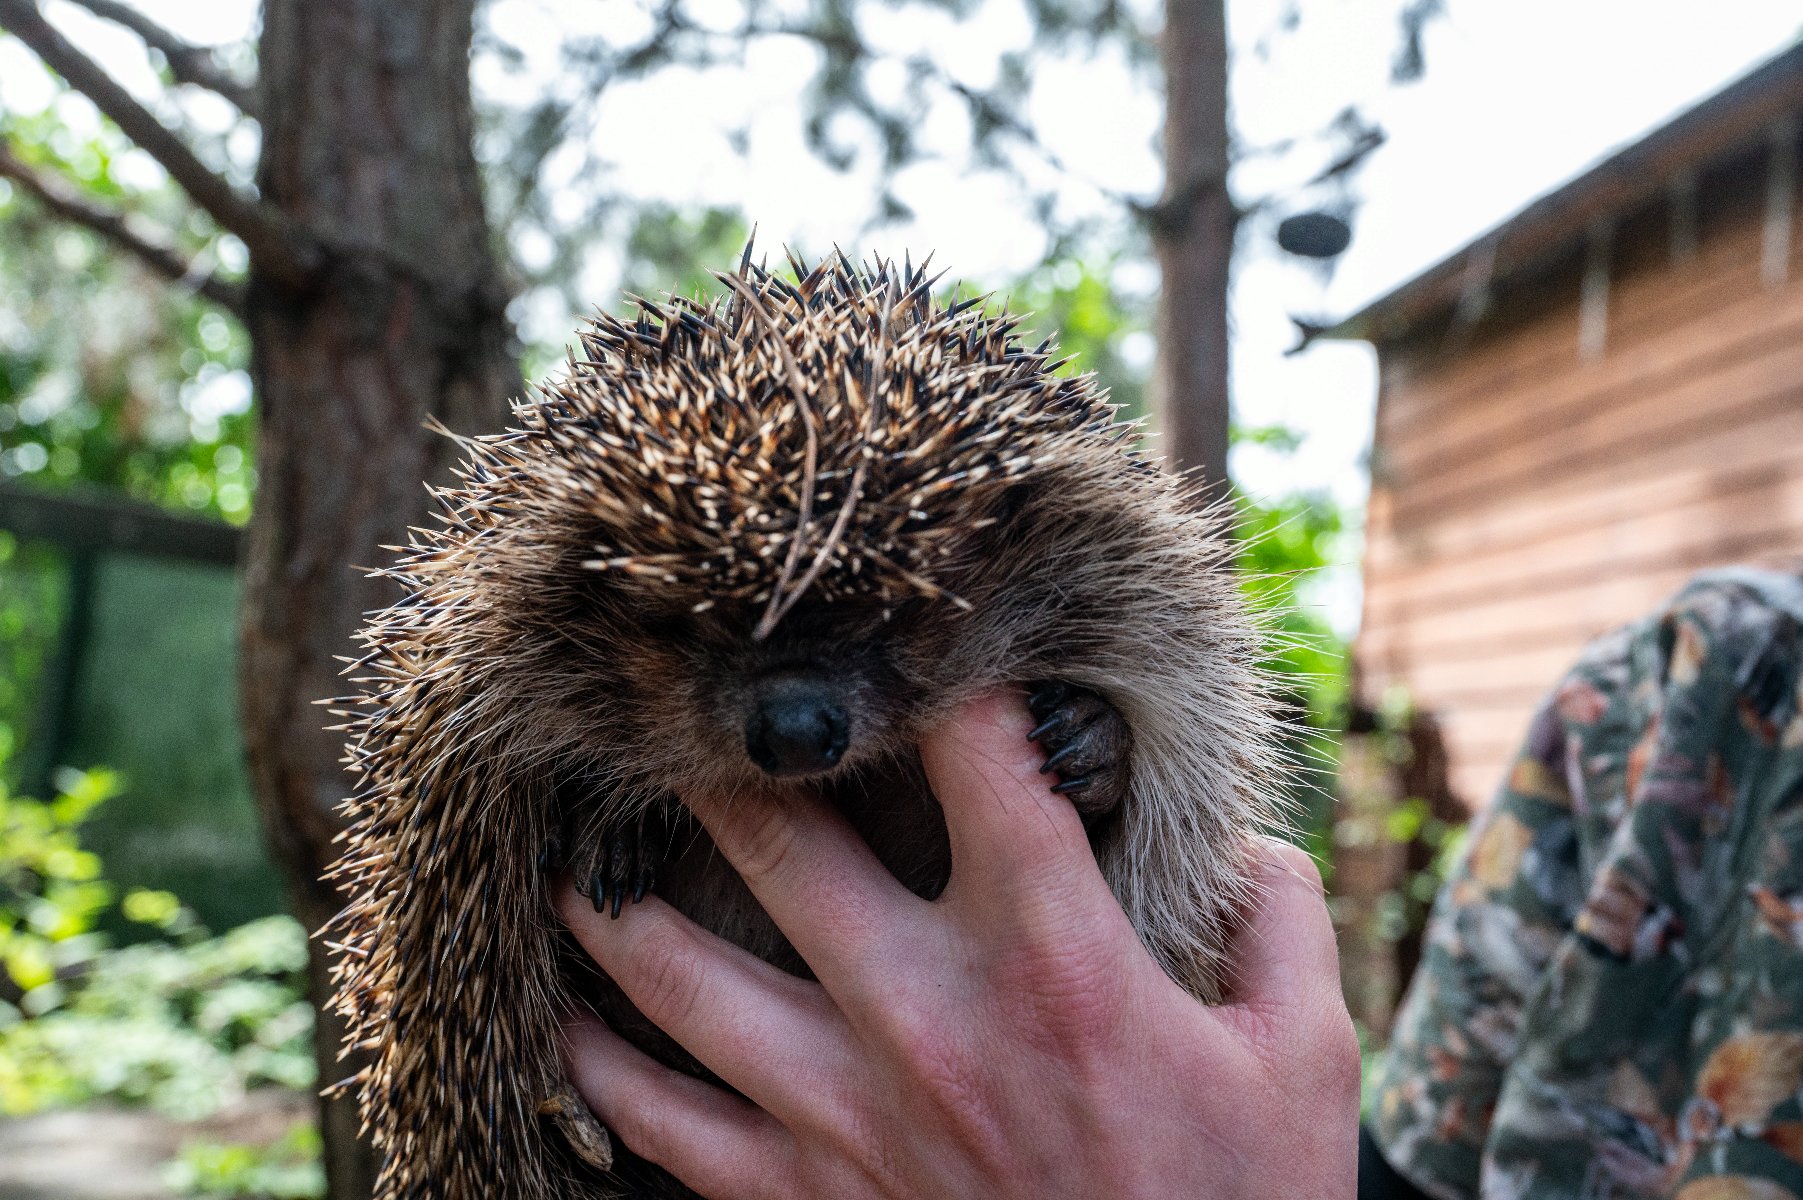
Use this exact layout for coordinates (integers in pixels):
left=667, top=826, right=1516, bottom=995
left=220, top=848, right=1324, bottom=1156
left=631, top=927, right=707, bottom=1029
left=1263, top=991, right=1361, bottom=1103
left=908, top=1039, right=1006, bottom=1161
left=875, top=988, right=951, bottom=1069
left=607, top=1091, right=677, bottom=1167
left=875, top=995, right=1011, bottom=1167
left=831, top=1096, right=908, bottom=1194
left=1257, top=837, right=1325, bottom=895
left=1318, top=1007, right=1363, bottom=1104
left=728, top=802, right=805, bottom=884
left=988, top=936, right=1126, bottom=1059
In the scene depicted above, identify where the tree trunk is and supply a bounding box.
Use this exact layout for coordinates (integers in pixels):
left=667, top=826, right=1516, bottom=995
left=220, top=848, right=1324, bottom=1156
left=238, top=2, right=517, bottom=1195
left=1152, top=0, right=1234, bottom=494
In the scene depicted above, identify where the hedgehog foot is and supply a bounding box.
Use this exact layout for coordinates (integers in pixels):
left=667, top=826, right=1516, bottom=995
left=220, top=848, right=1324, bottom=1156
left=588, top=808, right=673, bottom=919
left=1026, top=682, right=1131, bottom=822
left=538, top=1082, right=615, bottom=1172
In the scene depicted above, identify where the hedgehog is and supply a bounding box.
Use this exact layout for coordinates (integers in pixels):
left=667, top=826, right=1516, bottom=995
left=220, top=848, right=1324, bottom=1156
left=325, top=252, right=1286, bottom=1199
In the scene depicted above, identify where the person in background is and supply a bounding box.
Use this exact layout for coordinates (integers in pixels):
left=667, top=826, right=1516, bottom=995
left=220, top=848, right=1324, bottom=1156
left=1363, top=568, right=1803, bottom=1200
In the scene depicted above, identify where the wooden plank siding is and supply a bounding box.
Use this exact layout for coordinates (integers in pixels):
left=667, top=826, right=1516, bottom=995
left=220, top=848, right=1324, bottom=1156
left=1355, top=152, right=1803, bottom=809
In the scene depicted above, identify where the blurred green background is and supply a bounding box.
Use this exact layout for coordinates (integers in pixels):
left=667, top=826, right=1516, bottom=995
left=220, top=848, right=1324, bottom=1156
left=54, top=552, right=276, bottom=934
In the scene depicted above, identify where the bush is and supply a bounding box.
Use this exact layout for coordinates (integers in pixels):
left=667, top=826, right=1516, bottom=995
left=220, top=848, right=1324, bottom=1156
left=0, top=766, right=314, bottom=1120
left=163, top=1123, right=326, bottom=1200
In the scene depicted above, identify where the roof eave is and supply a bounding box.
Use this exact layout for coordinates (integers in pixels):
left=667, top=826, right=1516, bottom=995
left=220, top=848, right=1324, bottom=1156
left=1315, top=40, right=1803, bottom=349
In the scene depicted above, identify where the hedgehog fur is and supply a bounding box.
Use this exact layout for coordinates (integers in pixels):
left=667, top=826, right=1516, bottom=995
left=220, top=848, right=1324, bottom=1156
left=327, top=252, right=1287, bottom=1198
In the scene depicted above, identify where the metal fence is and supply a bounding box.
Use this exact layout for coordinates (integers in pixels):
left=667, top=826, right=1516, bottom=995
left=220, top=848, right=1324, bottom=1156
left=0, top=482, right=284, bottom=932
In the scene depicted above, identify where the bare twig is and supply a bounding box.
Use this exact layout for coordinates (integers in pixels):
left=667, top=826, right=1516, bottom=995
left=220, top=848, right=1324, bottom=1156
left=62, top=0, right=256, bottom=117
left=0, top=0, right=312, bottom=287
left=0, top=143, right=246, bottom=314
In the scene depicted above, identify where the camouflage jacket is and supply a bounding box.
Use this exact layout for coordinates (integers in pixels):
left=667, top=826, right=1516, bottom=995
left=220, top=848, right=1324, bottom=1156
left=1372, top=568, right=1803, bottom=1200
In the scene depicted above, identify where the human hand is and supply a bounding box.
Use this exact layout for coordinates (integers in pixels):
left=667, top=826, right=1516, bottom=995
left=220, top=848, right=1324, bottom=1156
left=556, top=689, right=1358, bottom=1199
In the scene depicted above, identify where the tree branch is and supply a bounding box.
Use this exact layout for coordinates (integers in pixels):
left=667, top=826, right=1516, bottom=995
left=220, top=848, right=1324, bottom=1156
left=0, top=0, right=312, bottom=287
left=0, top=144, right=246, bottom=314
left=62, top=0, right=257, bottom=118
left=1134, top=164, right=1234, bottom=235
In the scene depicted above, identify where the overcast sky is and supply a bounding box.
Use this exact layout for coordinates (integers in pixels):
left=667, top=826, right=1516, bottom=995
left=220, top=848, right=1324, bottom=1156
left=6, top=0, right=1800, bottom=627
left=1243, top=1, right=1801, bottom=503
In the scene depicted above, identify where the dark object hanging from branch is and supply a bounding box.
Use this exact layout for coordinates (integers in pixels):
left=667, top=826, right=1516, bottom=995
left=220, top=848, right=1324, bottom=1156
left=1276, top=210, right=1352, bottom=259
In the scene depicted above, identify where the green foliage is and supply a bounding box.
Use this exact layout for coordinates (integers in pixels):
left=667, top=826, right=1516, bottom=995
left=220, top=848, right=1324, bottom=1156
left=0, top=538, right=279, bottom=931
left=1372, top=793, right=1465, bottom=940
left=0, top=764, right=119, bottom=998
left=0, top=109, right=252, bottom=524
left=1236, top=486, right=1348, bottom=721
left=994, top=255, right=1150, bottom=421
left=1357, top=1019, right=1389, bottom=1118
left=1, top=913, right=317, bottom=1118
left=0, top=765, right=312, bottom=1120
left=1236, top=488, right=1348, bottom=845
left=620, top=205, right=752, bottom=305
left=164, top=1123, right=326, bottom=1200
left=1358, top=693, right=1469, bottom=946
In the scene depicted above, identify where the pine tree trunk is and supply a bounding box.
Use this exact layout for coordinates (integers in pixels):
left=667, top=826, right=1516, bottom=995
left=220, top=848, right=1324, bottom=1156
left=1153, top=0, right=1234, bottom=493
left=238, top=2, right=516, bottom=1194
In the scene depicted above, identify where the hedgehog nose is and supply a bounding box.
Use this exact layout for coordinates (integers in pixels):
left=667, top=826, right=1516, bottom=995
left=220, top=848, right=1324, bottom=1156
left=746, top=679, right=850, bottom=777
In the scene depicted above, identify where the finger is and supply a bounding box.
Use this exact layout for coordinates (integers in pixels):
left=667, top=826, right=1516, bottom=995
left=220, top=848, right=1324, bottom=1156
left=1221, top=836, right=1342, bottom=1018
left=922, top=689, right=1114, bottom=912
left=562, top=1013, right=793, bottom=1200
left=680, top=786, right=923, bottom=996
left=557, top=884, right=854, bottom=1121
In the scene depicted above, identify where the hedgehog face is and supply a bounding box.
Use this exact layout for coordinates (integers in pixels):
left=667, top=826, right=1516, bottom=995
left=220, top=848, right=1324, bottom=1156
left=446, top=257, right=1131, bottom=795
left=583, top=586, right=928, bottom=790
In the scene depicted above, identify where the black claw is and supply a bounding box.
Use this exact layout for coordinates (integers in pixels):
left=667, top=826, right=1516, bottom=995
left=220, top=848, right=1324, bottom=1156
left=1040, top=742, right=1082, bottom=774
left=1019, top=682, right=1129, bottom=819
left=585, top=805, right=678, bottom=920
left=605, top=824, right=635, bottom=919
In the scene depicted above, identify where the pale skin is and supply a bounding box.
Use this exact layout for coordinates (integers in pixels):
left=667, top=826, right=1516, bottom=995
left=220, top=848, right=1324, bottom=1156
left=557, top=690, right=1360, bottom=1199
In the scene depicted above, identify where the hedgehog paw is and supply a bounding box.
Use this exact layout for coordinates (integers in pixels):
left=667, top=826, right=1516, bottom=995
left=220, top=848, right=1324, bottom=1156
left=538, top=1083, right=615, bottom=1171
left=1025, top=682, right=1131, bottom=822
left=588, top=809, right=671, bottom=920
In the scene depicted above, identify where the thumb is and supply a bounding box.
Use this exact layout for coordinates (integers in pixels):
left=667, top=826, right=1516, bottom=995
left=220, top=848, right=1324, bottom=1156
left=1222, top=837, right=1344, bottom=1021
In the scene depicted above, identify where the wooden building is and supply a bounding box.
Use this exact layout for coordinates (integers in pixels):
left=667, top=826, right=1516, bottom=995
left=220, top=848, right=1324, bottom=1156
left=1323, top=45, right=1803, bottom=810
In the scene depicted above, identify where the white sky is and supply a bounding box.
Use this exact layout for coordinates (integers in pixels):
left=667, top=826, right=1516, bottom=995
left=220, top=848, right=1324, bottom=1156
left=1239, top=0, right=1802, bottom=510
left=6, top=0, right=1801, bottom=628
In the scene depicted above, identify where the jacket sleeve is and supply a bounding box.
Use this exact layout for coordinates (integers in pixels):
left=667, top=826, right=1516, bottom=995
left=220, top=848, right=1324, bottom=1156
left=1366, top=624, right=1641, bottom=1200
